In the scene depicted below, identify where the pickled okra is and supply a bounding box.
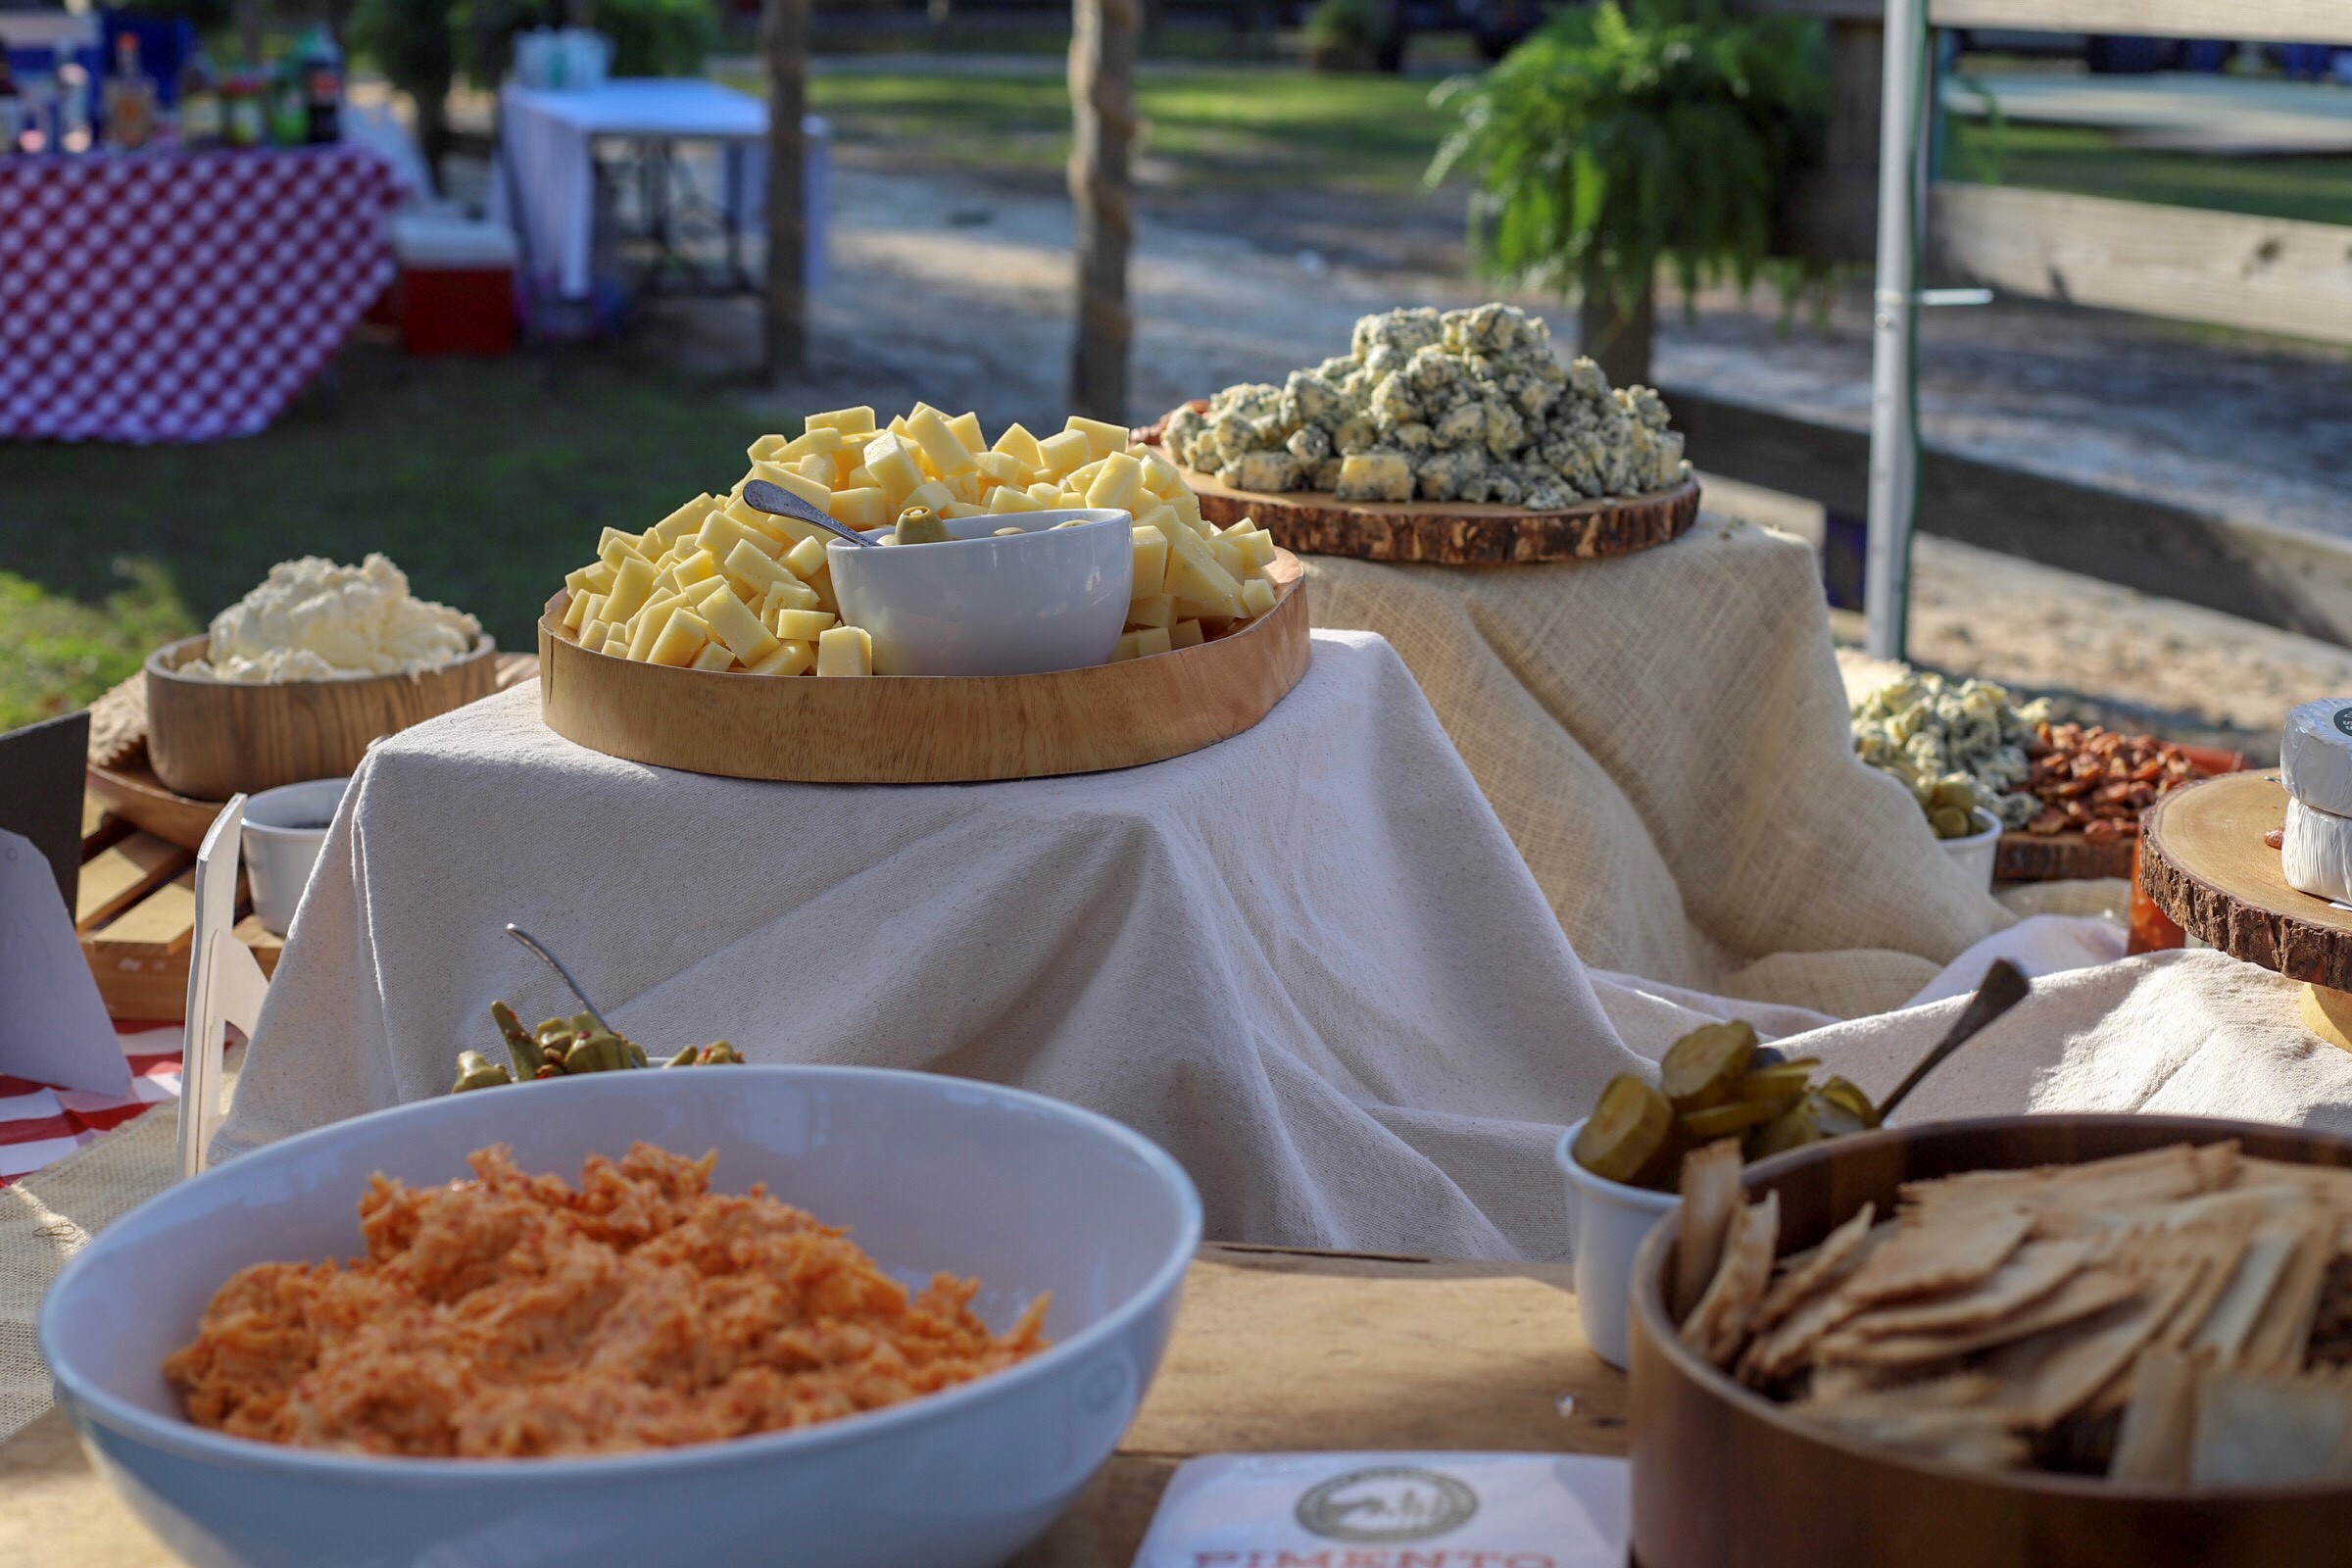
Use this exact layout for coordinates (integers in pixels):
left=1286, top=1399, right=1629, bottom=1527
left=449, top=1000, right=741, bottom=1094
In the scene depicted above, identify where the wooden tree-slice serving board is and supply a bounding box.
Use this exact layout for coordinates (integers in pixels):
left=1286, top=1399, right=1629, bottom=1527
left=1181, top=468, right=1701, bottom=564
left=536, top=553, right=1311, bottom=784
left=1995, top=830, right=2133, bottom=884
left=2138, top=771, right=2352, bottom=1046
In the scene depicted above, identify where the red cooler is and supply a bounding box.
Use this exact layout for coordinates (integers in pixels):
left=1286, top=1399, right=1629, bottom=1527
left=390, top=214, right=519, bottom=355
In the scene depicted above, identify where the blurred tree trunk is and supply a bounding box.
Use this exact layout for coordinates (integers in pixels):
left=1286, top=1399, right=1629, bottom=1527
left=1067, top=0, right=1138, bottom=421
left=761, top=0, right=809, bottom=380
left=1579, top=265, right=1654, bottom=391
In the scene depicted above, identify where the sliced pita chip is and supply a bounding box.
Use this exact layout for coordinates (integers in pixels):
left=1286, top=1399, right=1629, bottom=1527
left=2188, top=1365, right=2352, bottom=1488
left=2241, top=1217, right=2336, bottom=1374
left=1797, top=1403, right=2029, bottom=1471
left=1901, top=1146, right=2209, bottom=1225
left=1845, top=1205, right=2034, bottom=1307
left=1740, top=1232, right=1892, bottom=1388
left=1684, top=1191, right=1779, bottom=1368
left=1672, top=1139, right=1743, bottom=1326
left=2108, top=1347, right=2199, bottom=1487
left=1754, top=1202, right=1876, bottom=1336
left=1984, top=1266, right=2196, bottom=1429
left=1840, top=1238, right=2089, bottom=1342
left=2157, top=1226, right=2256, bottom=1350
left=2191, top=1140, right=2242, bottom=1194
left=1820, top=1267, right=2144, bottom=1371
left=2193, top=1225, right=2303, bottom=1365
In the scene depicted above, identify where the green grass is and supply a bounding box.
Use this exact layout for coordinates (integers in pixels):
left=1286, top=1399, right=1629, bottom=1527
left=1946, top=119, right=2352, bottom=229
left=0, top=346, right=777, bottom=731
left=800, top=65, right=1459, bottom=196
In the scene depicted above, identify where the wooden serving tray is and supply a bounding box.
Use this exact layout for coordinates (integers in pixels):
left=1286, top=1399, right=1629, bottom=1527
left=1181, top=468, right=1701, bottom=564
left=1995, top=828, right=2132, bottom=883
left=76, top=799, right=281, bottom=1021
left=536, top=553, right=1311, bottom=784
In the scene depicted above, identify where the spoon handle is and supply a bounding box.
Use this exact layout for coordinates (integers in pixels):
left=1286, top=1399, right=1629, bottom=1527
left=504, top=923, right=618, bottom=1037
left=741, top=479, right=882, bottom=549
left=1878, top=957, right=2031, bottom=1121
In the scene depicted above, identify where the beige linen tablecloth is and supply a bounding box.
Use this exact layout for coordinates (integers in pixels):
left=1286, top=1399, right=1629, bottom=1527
left=1305, top=516, right=2011, bottom=1019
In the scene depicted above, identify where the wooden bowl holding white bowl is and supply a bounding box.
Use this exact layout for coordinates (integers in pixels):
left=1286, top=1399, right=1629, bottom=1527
left=143, top=633, right=500, bottom=800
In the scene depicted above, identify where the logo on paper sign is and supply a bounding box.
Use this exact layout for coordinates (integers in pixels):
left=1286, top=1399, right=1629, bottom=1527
left=1295, top=1465, right=1479, bottom=1544
left=2333, top=708, right=2352, bottom=739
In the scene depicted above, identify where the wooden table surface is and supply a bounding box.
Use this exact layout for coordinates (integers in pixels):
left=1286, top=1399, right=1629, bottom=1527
left=1, top=1245, right=1625, bottom=1568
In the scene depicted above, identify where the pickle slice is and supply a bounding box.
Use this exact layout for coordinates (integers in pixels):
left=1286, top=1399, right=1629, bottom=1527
left=1678, top=1094, right=1796, bottom=1142
left=1659, top=1021, right=1759, bottom=1113
left=1817, top=1075, right=1882, bottom=1129
left=1732, top=1061, right=1820, bottom=1102
left=1573, top=1074, right=1676, bottom=1187
left=1745, top=1104, right=1826, bottom=1161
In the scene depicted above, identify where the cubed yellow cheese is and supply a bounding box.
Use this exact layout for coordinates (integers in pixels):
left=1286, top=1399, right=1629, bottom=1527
left=1027, top=481, right=1065, bottom=507
left=780, top=425, right=844, bottom=462
left=808, top=406, right=877, bottom=435
left=815, top=625, right=872, bottom=676
left=747, top=433, right=789, bottom=463
left=599, top=534, right=645, bottom=571
left=748, top=640, right=816, bottom=677
left=807, top=564, right=838, bottom=613
left=673, top=548, right=722, bottom=587
left=579, top=618, right=610, bottom=647
left=650, top=567, right=681, bottom=598
left=601, top=556, right=658, bottom=624
left=888, top=414, right=910, bottom=435
left=905, top=478, right=956, bottom=514
left=1065, top=416, right=1130, bottom=458
left=783, top=536, right=828, bottom=580
left=717, top=492, right=789, bottom=544
left=1217, top=517, right=1257, bottom=537
left=749, top=462, right=834, bottom=513
left=1036, top=427, right=1094, bottom=479
left=941, top=501, right=987, bottom=518
left=724, top=538, right=801, bottom=597
left=828, top=487, right=890, bottom=529
left=794, top=451, right=841, bottom=489
left=1138, top=448, right=1186, bottom=498
left=564, top=561, right=614, bottom=597
left=1240, top=576, right=1278, bottom=617
left=703, top=585, right=783, bottom=665
left=598, top=525, right=646, bottom=558
left=1126, top=593, right=1174, bottom=629
left=647, top=608, right=710, bottom=667
left=651, top=493, right=720, bottom=548
left=697, top=512, right=780, bottom=566
left=758, top=575, right=820, bottom=617
left=994, top=422, right=1045, bottom=470
left=1086, top=451, right=1147, bottom=511
left=1240, top=531, right=1278, bottom=569
left=1133, top=503, right=1178, bottom=540
left=947, top=410, right=986, bottom=451
left=1211, top=536, right=1249, bottom=581
left=774, top=608, right=838, bottom=641
left=1149, top=512, right=1246, bottom=619
left=1131, top=625, right=1173, bottom=659
left=564, top=590, right=599, bottom=631
left=987, top=486, right=1041, bottom=514
left=626, top=593, right=686, bottom=661
left=1169, top=619, right=1205, bottom=651
left=906, top=408, right=980, bottom=477
left=1131, top=526, right=1169, bottom=596
left=862, top=434, right=927, bottom=504
left=1171, top=489, right=1204, bottom=528
left=1057, top=490, right=1090, bottom=510
left=689, top=642, right=738, bottom=672
left=1064, top=458, right=1107, bottom=494
left=1111, top=631, right=1142, bottom=662
left=840, top=466, right=875, bottom=491
left=975, top=451, right=1024, bottom=487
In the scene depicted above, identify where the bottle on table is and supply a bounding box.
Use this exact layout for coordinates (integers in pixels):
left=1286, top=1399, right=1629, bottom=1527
left=267, top=50, right=305, bottom=146
left=103, top=32, right=158, bottom=151
left=0, top=53, right=23, bottom=156
left=223, top=66, right=263, bottom=148
left=176, top=48, right=222, bottom=149
left=55, top=40, right=91, bottom=155
left=296, top=24, right=340, bottom=144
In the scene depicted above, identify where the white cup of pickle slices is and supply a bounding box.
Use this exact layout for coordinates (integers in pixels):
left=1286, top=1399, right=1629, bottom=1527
left=1560, top=1022, right=1880, bottom=1370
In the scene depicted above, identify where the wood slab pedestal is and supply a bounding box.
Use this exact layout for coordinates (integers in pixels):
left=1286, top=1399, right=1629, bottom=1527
left=2139, top=770, right=2352, bottom=1050
left=1183, top=470, right=1701, bottom=564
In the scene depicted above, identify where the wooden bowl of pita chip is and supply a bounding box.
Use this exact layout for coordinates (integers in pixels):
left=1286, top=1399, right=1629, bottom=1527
left=1627, top=1115, right=2352, bottom=1568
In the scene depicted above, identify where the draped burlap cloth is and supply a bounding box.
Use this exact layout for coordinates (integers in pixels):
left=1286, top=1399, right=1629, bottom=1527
left=1304, top=517, right=2011, bottom=1017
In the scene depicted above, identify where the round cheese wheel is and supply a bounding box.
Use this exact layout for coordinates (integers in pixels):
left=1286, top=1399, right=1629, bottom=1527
left=2281, top=795, right=2352, bottom=906
left=2280, top=698, right=2352, bottom=816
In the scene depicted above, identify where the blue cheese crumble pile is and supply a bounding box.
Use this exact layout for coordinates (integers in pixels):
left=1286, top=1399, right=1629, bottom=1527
left=1850, top=671, right=2050, bottom=837
left=1160, top=304, right=1690, bottom=508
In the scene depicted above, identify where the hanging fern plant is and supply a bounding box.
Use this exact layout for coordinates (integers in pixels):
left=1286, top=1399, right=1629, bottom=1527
left=1429, top=0, right=1828, bottom=376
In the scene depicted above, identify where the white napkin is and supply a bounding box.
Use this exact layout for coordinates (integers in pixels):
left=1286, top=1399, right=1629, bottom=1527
left=0, top=828, right=131, bottom=1097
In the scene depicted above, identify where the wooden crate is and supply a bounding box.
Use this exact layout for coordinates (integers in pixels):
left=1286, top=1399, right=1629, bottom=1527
left=76, top=796, right=281, bottom=1022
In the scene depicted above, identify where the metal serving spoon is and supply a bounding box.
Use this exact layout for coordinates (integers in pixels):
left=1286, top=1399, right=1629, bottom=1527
left=504, top=922, right=617, bottom=1036
left=1878, top=957, right=2032, bottom=1121
left=740, top=478, right=883, bottom=549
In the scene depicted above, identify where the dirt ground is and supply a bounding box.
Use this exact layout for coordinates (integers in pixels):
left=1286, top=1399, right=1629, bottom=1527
left=629, top=156, right=2352, bottom=757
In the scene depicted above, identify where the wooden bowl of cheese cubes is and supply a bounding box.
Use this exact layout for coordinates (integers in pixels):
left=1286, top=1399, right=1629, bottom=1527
left=536, top=405, right=1312, bottom=784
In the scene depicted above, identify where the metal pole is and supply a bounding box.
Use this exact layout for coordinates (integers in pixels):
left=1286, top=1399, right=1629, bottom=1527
left=1863, top=0, right=1928, bottom=662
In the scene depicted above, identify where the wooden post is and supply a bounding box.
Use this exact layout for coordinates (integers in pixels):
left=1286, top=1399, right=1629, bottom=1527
left=761, top=0, right=810, bottom=381
left=1068, top=0, right=1139, bottom=421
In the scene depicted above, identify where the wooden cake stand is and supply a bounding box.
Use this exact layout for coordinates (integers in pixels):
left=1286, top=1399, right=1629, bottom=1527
left=1179, top=468, right=1701, bottom=564
left=2139, top=770, right=2352, bottom=1049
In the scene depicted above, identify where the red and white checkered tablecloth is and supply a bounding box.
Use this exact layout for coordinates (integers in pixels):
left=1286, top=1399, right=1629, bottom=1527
left=0, top=1022, right=181, bottom=1186
left=0, top=145, right=399, bottom=443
